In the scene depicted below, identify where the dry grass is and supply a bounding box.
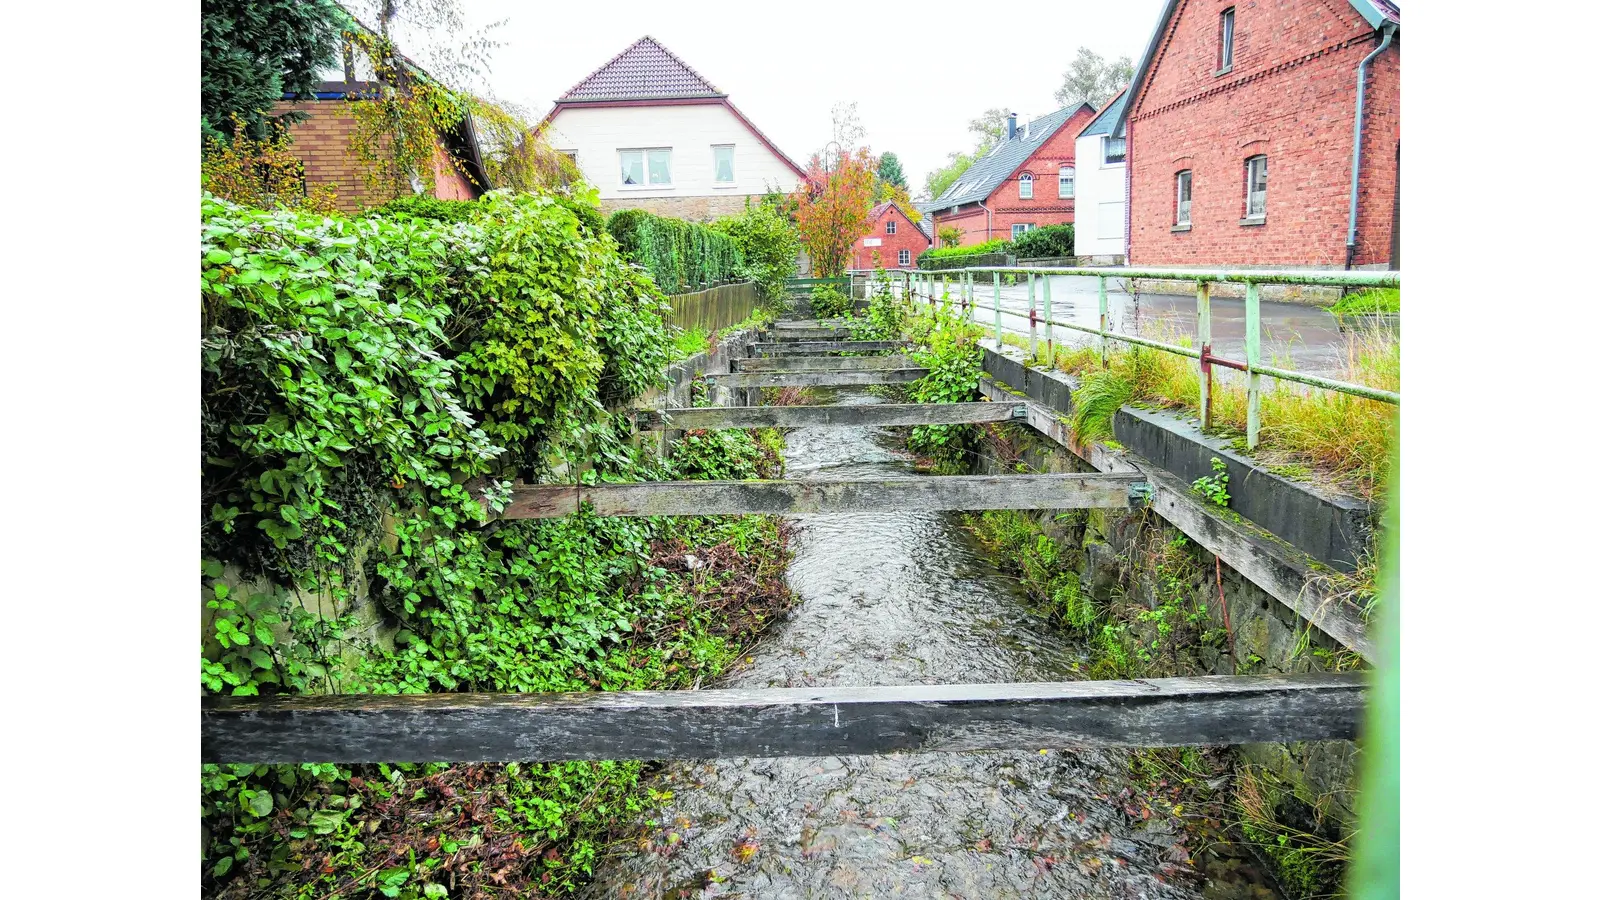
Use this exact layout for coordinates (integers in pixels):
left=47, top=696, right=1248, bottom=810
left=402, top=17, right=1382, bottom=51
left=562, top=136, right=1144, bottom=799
left=1009, top=323, right=1398, bottom=499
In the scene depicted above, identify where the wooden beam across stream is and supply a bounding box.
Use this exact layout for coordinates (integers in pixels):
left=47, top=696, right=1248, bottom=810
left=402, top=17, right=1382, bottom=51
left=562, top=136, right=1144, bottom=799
left=202, top=673, right=1366, bottom=763
left=751, top=340, right=908, bottom=356
left=705, top=368, right=929, bottom=388
left=501, top=473, right=1149, bottom=518
left=633, top=401, right=1027, bottom=431
left=732, top=355, right=914, bottom=373
left=771, top=326, right=854, bottom=341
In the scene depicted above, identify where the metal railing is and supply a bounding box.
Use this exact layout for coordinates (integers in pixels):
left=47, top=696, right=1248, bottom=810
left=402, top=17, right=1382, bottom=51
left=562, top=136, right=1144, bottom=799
left=892, top=266, right=1399, bottom=450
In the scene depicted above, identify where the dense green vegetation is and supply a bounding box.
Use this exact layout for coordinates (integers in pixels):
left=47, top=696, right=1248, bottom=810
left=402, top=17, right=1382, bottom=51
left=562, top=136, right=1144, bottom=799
left=201, top=189, right=791, bottom=898
left=1009, top=223, right=1074, bottom=259
left=607, top=208, right=744, bottom=294
left=200, top=0, right=345, bottom=142
left=710, top=200, right=801, bottom=302
left=916, top=238, right=1010, bottom=268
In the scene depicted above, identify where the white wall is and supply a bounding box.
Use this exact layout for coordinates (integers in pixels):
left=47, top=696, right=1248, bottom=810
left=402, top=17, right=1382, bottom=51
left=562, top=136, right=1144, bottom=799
left=543, top=103, right=803, bottom=200
left=1074, top=133, right=1126, bottom=257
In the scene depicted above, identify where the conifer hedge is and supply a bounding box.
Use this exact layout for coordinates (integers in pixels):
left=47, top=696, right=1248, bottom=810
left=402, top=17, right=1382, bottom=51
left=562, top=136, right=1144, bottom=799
left=606, top=208, right=744, bottom=294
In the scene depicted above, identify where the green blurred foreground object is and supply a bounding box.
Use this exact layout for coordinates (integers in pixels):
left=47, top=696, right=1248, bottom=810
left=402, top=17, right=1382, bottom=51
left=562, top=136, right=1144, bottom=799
left=1346, top=454, right=1398, bottom=899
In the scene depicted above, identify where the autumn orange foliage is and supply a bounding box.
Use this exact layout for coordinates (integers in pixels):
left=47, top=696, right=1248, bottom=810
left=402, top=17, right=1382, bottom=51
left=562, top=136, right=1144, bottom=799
left=793, top=147, right=878, bottom=277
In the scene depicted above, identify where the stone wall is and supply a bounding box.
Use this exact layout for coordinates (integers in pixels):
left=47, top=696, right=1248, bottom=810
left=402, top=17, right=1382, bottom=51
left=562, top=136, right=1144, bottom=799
left=599, top=193, right=755, bottom=223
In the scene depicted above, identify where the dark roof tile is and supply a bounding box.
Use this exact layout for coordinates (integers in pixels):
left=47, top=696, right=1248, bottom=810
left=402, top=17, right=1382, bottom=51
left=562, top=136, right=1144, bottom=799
left=924, top=105, right=1092, bottom=214
left=560, top=36, right=725, bottom=102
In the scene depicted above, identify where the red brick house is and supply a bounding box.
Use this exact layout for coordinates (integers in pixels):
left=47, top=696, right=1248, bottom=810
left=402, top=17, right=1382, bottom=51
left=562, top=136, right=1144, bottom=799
left=851, top=202, right=931, bottom=270
left=923, top=105, right=1099, bottom=247
left=273, top=82, right=488, bottom=214
left=1114, top=0, right=1400, bottom=268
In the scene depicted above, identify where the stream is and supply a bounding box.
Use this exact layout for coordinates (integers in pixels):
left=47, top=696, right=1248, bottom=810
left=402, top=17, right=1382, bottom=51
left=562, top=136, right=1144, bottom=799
left=586, top=390, right=1280, bottom=899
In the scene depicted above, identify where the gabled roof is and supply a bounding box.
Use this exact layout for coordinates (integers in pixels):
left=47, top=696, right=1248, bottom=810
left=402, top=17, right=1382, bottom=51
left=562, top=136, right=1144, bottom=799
left=559, top=36, right=725, bottom=102
left=1078, top=89, right=1129, bottom=139
left=1112, top=0, right=1399, bottom=136
left=923, top=105, right=1092, bottom=214
left=865, top=202, right=931, bottom=243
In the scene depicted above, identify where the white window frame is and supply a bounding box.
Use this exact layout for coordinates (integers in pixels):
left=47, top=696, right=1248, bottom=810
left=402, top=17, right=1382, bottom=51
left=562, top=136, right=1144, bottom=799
left=886, top=218, right=897, bottom=235
left=1018, top=173, right=1034, bottom=199
left=1219, top=8, right=1236, bottom=73
left=619, top=147, right=673, bottom=188
left=1175, top=170, right=1192, bottom=226
left=1245, top=155, right=1267, bottom=219
left=1103, top=135, right=1126, bottom=166
left=1011, top=223, right=1035, bottom=239
left=1059, top=165, right=1075, bottom=198
left=711, top=144, right=735, bottom=185
left=898, top=248, right=911, bottom=266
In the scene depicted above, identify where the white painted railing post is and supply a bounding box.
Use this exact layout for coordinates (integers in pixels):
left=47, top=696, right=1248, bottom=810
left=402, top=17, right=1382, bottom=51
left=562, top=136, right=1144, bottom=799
left=992, top=272, right=1002, bottom=345
left=1042, top=274, right=1054, bottom=368
left=1197, top=281, right=1212, bottom=431
left=1027, top=273, right=1038, bottom=362
left=1097, top=275, right=1109, bottom=367
left=1245, top=281, right=1262, bottom=449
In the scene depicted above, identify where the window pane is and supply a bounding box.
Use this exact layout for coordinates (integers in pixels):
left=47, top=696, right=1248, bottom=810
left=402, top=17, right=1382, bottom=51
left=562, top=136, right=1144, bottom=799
left=1222, top=10, right=1235, bottom=68
left=713, top=146, right=734, bottom=182
left=620, top=151, right=643, bottom=186
left=648, top=149, right=671, bottom=184
left=1105, top=137, right=1126, bottom=164
left=1059, top=165, right=1075, bottom=198
left=886, top=219, right=896, bottom=234
left=1019, top=174, right=1033, bottom=199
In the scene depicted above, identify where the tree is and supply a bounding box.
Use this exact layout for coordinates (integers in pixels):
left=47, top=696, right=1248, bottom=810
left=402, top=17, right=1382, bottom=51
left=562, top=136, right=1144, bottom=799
left=878, top=182, right=922, bottom=224
left=937, top=225, right=965, bottom=248
left=793, top=147, right=878, bottom=278
left=877, top=153, right=907, bottom=190
left=711, top=200, right=801, bottom=302
left=829, top=101, right=868, bottom=151
left=200, top=0, right=346, bottom=142
left=1054, top=47, right=1134, bottom=110
left=968, top=108, right=1011, bottom=153
left=923, top=151, right=975, bottom=201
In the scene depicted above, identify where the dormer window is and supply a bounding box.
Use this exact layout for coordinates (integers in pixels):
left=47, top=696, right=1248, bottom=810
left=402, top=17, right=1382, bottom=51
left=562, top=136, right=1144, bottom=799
left=1219, top=8, right=1236, bottom=74
left=1018, top=173, right=1034, bottom=200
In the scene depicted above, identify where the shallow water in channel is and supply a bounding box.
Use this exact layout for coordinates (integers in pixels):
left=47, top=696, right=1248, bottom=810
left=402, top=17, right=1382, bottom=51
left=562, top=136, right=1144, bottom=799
left=584, top=390, right=1279, bottom=900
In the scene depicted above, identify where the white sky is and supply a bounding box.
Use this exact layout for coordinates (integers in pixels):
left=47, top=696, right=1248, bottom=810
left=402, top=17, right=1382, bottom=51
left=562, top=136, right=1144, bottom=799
left=390, top=0, right=1165, bottom=195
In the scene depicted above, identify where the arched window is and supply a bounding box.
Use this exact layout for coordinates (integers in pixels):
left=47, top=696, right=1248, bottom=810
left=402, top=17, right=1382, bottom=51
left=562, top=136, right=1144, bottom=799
left=1018, top=173, right=1034, bottom=200
left=1059, top=165, right=1075, bottom=198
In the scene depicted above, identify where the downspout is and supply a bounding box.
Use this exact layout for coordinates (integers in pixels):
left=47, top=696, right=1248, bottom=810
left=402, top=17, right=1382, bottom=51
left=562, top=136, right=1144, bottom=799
left=1345, top=24, right=1396, bottom=269
left=977, top=198, right=992, bottom=243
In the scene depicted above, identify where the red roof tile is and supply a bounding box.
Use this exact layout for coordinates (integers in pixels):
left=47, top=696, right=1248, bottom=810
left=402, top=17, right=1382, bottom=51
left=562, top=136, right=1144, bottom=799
left=560, top=36, right=725, bottom=102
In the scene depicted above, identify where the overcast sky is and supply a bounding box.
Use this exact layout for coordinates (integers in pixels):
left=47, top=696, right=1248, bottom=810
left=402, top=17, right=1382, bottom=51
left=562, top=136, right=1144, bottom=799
left=383, top=0, right=1165, bottom=195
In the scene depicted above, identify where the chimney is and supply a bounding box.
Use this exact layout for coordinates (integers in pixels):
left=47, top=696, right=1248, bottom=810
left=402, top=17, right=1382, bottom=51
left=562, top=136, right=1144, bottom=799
left=1006, top=111, right=1018, bottom=140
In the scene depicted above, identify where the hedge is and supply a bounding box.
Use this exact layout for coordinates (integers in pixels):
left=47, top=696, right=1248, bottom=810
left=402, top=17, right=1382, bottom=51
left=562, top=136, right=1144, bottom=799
left=607, top=208, right=745, bottom=294
left=916, top=238, right=1012, bottom=270
left=1010, top=223, right=1074, bottom=259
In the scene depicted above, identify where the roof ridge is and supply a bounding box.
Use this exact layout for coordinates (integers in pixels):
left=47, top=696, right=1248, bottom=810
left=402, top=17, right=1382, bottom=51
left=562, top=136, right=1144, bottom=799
left=558, top=35, right=725, bottom=102
left=642, top=35, right=723, bottom=95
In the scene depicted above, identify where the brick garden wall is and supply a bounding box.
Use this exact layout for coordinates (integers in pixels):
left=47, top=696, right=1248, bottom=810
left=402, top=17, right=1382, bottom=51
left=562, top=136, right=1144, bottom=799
left=1127, top=0, right=1398, bottom=267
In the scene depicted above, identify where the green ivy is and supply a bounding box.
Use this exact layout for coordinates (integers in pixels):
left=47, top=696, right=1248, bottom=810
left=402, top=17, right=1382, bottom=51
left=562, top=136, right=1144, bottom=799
left=607, top=208, right=744, bottom=294
left=199, top=188, right=782, bottom=897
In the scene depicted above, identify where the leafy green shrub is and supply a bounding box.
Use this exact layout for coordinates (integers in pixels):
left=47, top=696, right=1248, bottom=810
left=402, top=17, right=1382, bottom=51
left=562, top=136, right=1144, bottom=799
left=607, top=208, right=744, bottom=294
left=851, top=268, right=908, bottom=341
left=200, top=188, right=746, bottom=897
left=367, top=194, right=480, bottom=223
left=905, top=298, right=986, bottom=458
left=918, top=238, right=1010, bottom=267
left=1010, top=223, right=1074, bottom=259
left=809, top=283, right=854, bottom=319
left=711, top=201, right=799, bottom=302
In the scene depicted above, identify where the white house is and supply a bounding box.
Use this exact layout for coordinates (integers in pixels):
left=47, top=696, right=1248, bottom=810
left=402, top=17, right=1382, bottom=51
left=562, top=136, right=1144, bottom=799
left=1071, top=89, right=1129, bottom=262
left=534, top=37, right=807, bottom=221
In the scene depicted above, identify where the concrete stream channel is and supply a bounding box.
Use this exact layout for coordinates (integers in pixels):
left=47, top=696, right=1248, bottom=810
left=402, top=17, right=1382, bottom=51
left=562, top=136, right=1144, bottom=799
left=586, top=388, right=1283, bottom=899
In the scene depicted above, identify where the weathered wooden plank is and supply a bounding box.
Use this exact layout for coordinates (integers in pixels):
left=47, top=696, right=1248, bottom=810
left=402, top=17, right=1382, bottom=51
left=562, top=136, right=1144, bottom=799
left=751, top=340, right=908, bottom=356
left=505, top=473, right=1146, bottom=518
left=732, top=355, right=914, bottom=372
left=634, top=402, right=1026, bottom=431
left=203, top=673, right=1365, bottom=763
left=705, top=368, right=929, bottom=388
left=770, top=327, right=855, bottom=341
left=979, top=377, right=1376, bottom=663
left=775, top=319, right=854, bottom=328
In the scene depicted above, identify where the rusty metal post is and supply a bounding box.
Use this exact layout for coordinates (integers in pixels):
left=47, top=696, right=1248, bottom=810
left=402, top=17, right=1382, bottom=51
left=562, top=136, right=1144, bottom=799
left=1245, top=281, right=1262, bottom=449
left=1197, top=281, right=1213, bottom=430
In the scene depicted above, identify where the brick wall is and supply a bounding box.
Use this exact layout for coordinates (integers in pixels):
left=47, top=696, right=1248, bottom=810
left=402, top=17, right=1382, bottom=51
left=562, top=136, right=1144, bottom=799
left=1127, top=0, right=1399, bottom=267
left=273, top=97, right=481, bottom=214
left=598, top=193, right=759, bottom=222
left=852, top=206, right=931, bottom=269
